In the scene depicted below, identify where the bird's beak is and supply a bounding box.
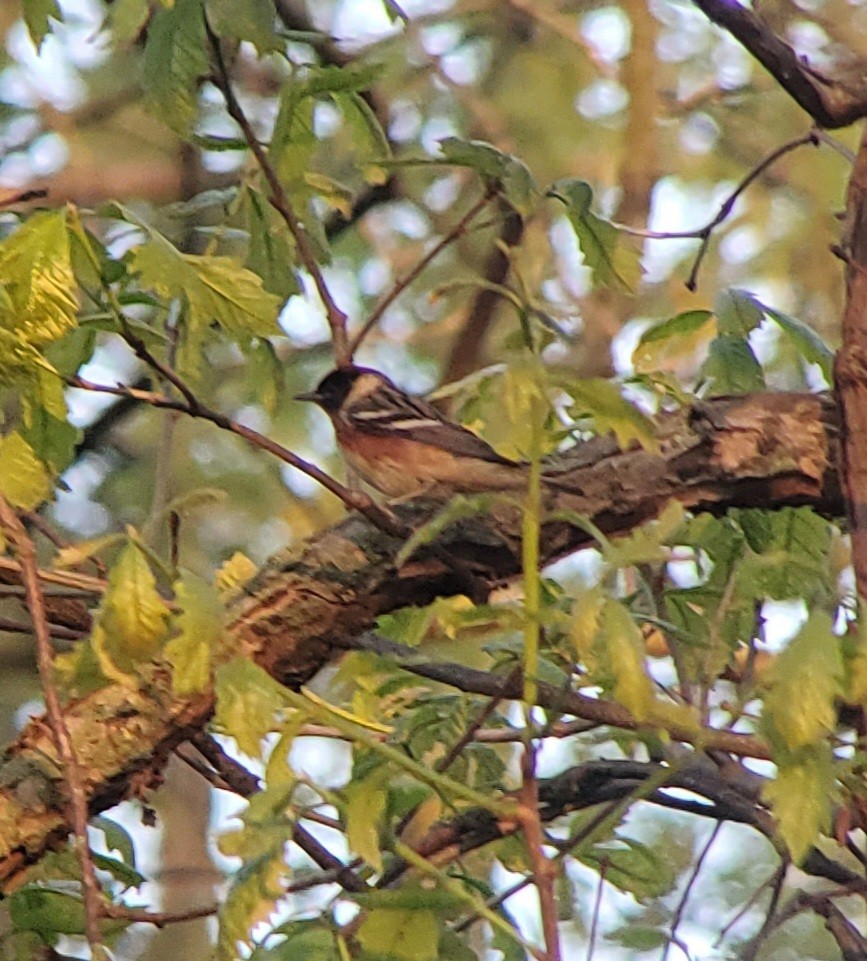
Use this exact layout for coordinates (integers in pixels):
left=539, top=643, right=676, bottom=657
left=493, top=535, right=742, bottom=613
left=294, top=390, right=321, bottom=404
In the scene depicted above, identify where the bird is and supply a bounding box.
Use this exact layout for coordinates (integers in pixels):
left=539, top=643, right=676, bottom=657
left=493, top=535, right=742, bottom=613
left=295, top=365, right=531, bottom=499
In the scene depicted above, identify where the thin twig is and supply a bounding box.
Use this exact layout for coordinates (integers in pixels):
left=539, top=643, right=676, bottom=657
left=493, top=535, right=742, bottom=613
left=0, top=616, right=86, bottom=642
left=586, top=858, right=606, bottom=961
left=205, top=20, right=350, bottom=363
left=66, top=374, right=405, bottom=536
left=662, top=822, right=721, bottom=961
left=22, top=511, right=107, bottom=577
left=0, top=498, right=104, bottom=953
left=613, top=130, right=820, bottom=290
left=102, top=902, right=218, bottom=928
left=348, top=190, right=496, bottom=355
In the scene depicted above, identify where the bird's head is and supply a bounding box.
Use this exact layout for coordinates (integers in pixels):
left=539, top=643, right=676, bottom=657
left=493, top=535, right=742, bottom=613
left=295, top=365, right=391, bottom=413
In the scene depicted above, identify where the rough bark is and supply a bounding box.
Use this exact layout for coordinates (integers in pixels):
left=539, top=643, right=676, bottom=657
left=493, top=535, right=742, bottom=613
left=0, top=390, right=841, bottom=886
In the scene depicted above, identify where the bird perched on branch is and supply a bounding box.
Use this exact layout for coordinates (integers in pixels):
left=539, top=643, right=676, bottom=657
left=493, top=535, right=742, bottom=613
left=295, top=365, right=533, bottom=499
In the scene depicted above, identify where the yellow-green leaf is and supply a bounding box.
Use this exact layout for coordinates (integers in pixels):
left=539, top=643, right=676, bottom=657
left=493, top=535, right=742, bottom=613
left=0, top=433, right=51, bottom=509
left=214, top=658, right=290, bottom=757
left=356, top=908, right=439, bottom=961
left=99, top=540, right=171, bottom=667
left=344, top=776, right=386, bottom=872
left=165, top=571, right=224, bottom=694
left=563, top=378, right=658, bottom=453
left=763, top=745, right=835, bottom=864
left=599, top=599, right=654, bottom=720
left=762, top=611, right=842, bottom=752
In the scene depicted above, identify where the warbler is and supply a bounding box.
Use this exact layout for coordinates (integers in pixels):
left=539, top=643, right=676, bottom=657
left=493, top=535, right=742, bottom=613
left=295, top=365, right=531, bottom=499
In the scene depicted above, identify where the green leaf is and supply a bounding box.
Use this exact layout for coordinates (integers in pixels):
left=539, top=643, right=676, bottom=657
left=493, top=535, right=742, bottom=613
left=165, top=571, right=224, bottom=694
left=104, top=0, right=151, bottom=47
left=98, top=540, right=171, bottom=670
left=762, top=610, right=842, bottom=753
left=606, top=926, right=671, bottom=951
left=562, top=377, right=658, bottom=452
left=549, top=179, right=641, bottom=293
left=714, top=288, right=764, bottom=337
left=700, top=334, right=765, bottom=395
left=603, top=500, right=685, bottom=569
left=205, top=0, right=283, bottom=54
left=217, top=847, right=287, bottom=960
left=214, top=658, right=290, bottom=757
left=356, top=908, right=439, bottom=961
left=10, top=887, right=83, bottom=939
left=252, top=921, right=340, bottom=960
left=0, top=210, right=77, bottom=348
left=131, top=236, right=282, bottom=368
left=764, top=744, right=835, bottom=863
left=241, top=186, right=300, bottom=300
left=439, top=138, right=536, bottom=216
left=142, top=0, right=208, bottom=134
left=763, top=305, right=834, bottom=382
left=632, top=310, right=715, bottom=373
left=19, top=405, right=78, bottom=474
left=22, top=0, right=61, bottom=48
left=597, top=599, right=654, bottom=720
left=0, top=433, right=51, bottom=509
left=92, top=815, right=137, bottom=869
left=344, top=775, right=386, bottom=872
left=579, top=837, right=676, bottom=901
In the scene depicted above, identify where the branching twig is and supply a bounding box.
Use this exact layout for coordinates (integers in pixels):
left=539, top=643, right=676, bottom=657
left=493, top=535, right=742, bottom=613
left=65, top=374, right=405, bottom=536
left=617, top=130, right=820, bottom=290
left=348, top=190, right=497, bottom=356
left=205, top=20, right=350, bottom=363
left=0, top=498, right=104, bottom=953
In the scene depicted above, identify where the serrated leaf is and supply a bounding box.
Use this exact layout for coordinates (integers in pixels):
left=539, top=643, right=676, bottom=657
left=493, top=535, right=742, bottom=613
left=579, top=837, right=676, bottom=901
left=9, top=888, right=87, bottom=938
left=166, top=571, right=224, bottom=694
left=142, top=0, right=208, bottom=134
left=714, top=288, right=764, bottom=337
left=214, top=658, right=290, bottom=757
left=22, top=0, right=61, bottom=48
left=549, top=179, right=641, bottom=293
left=439, top=138, right=536, bottom=216
left=764, top=305, right=833, bottom=382
left=700, top=334, right=765, bottom=395
left=0, top=210, right=77, bottom=349
left=205, top=0, right=282, bottom=54
left=632, top=310, right=715, bottom=373
left=598, top=599, right=654, bottom=720
left=99, top=541, right=171, bottom=668
left=762, top=611, right=842, bottom=752
left=564, top=378, right=658, bottom=452
left=603, top=500, right=685, bottom=569
left=217, top=847, right=287, bottom=961
left=356, top=908, right=439, bottom=961
left=241, top=186, right=299, bottom=300
left=132, top=238, right=282, bottom=367
left=764, top=744, right=835, bottom=864
left=0, top=433, right=51, bottom=509
left=344, top=775, right=386, bottom=872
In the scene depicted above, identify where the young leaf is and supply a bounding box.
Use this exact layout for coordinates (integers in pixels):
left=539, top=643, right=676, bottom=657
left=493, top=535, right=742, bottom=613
left=763, top=744, right=835, bottom=864
left=217, top=847, right=287, bottom=961
left=344, top=774, right=387, bottom=872
left=762, top=611, right=842, bottom=752
left=0, top=210, right=77, bottom=348
left=98, top=540, right=171, bottom=669
left=214, top=658, right=290, bottom=757
left=548, top=179, right=641, bottom=293
left=563, top=378, right=658, bottom=452
left=700, top=334, right=765, bottom=395
left=205, top=0, right=283, bottom=55
left=241, top=186, right=300, bottom=300
left=439, top=138, right=536, bottom=216
left=356, top=908, right=440, bottom=961
left=598, top=599, right=655, bottom=720
left=579, top=837, right=676, bottom=901
left=0, top=433, right=51, bottom=509
left=714, top=288, right=764, bottom=337
left=165, top=571, right=224, bottom=694
left=142, top=0, right=209, bottom=134
left=763, top=305, right=834, bottom=382
left=632, top=310, right=715, bottom=373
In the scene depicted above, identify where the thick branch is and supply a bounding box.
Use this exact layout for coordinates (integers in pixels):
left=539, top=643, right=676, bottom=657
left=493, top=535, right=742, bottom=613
left=0, top=390, right=841, bottom=885
left=690, top=0, right=867, bottom=128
